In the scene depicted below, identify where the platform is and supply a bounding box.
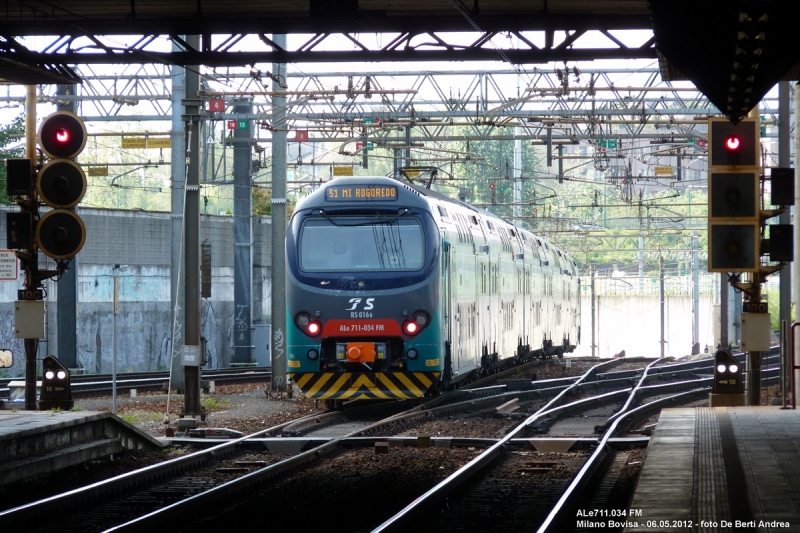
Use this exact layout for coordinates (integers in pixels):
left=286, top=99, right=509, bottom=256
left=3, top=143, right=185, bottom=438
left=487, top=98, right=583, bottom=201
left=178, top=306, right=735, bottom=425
left=0, top=410, right=163, bottom=487
left=625, top=407, right=800, bottom=532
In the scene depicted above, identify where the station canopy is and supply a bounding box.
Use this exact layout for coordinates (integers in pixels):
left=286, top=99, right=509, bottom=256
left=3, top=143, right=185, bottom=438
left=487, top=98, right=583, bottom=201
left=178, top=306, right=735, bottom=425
left=1, top=0, right=798, bottom=122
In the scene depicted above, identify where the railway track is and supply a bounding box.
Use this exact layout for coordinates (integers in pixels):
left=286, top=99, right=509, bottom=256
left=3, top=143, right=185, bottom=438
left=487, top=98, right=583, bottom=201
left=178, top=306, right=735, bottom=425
left=373, top=359, right=713, bottom=533
left=1, top=350, right=783, bottom=532
left=0, top=367, right=271, bottom=400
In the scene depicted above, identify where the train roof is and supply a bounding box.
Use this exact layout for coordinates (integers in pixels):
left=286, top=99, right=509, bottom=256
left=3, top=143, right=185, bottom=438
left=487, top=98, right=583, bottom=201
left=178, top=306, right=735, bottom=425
left=293, top=176, right=575, bottom=265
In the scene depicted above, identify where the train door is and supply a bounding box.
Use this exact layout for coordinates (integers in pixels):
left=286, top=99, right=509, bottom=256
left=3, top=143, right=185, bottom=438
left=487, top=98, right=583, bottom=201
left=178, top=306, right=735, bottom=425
left=442, top=242, right=453, bottom=378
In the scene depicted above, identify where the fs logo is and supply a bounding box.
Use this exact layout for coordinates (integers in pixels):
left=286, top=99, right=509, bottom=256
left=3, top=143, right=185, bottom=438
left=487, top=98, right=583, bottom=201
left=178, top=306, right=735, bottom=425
left=346, top=298, right=375, bottom=311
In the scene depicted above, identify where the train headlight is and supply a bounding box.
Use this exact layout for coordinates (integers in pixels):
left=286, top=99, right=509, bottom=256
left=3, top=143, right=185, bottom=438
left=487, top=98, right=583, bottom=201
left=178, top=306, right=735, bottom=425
left=407, top=349, right=419, bottom=360
left=729, top=364, right=739, bottom=374
left=307, top=349, right=319, bottom=361
left=296, top=312, right=321, bottom=336
left=404, top=310, right=429, bottom=336
left=717, top=364, right=727, bottom=373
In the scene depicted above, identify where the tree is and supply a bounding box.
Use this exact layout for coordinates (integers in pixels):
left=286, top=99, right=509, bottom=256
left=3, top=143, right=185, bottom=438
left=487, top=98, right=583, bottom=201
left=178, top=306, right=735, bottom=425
left=0, top=114, right=25, bottom=205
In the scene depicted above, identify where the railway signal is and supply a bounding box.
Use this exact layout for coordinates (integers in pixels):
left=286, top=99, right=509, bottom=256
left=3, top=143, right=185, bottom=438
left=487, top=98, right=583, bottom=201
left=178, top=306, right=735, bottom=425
left=36, top=111, right=88, bottom=260
left=5, top=109, right=87, bottom=411
left=707, top=118, right=760, bottom=272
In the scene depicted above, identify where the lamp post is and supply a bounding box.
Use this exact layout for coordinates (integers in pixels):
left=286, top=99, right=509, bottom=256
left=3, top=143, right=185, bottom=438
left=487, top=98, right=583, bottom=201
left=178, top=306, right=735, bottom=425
left=112, top=264, right=128, bottom=414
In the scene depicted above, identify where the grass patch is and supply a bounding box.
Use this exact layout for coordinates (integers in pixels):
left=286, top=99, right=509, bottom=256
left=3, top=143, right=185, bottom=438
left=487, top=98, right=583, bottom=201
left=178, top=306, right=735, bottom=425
left=201, top=397, right=233, bottom=410
left=121, top=412, right=163, bottom=425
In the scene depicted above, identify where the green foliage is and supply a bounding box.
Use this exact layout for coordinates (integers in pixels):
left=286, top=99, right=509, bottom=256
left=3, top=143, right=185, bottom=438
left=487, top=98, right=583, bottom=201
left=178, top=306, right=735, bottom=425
left=201, top=396, right=232, bottom=409
left=0, top=369, right=10, bottom=379
left=69, top=406, right=83, bottom=412
left=0, top=113, right=26, bottom=206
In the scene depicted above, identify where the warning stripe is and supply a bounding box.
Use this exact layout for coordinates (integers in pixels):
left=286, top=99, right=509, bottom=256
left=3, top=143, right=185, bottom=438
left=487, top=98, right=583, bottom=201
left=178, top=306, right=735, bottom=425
left=290, top=371, right=438, bottom=400
left=378, top=373, right=411, bottom=399
left=316, top=373, right=351, bottom=400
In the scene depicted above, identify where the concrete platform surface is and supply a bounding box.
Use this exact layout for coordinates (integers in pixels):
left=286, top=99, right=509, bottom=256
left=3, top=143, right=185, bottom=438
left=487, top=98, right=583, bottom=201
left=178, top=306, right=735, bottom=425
left=624, top=407, right=800, bottom=533
left=0, top=410, right=163, bottom=486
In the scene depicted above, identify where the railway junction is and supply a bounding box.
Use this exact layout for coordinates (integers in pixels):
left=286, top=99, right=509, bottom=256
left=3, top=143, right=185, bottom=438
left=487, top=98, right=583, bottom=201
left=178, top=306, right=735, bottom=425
left=2, top=1, right=800, bottom=531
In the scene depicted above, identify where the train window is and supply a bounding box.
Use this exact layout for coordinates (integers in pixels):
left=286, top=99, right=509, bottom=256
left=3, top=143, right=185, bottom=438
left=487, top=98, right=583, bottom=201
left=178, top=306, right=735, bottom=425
left=509, top=229, right=516, bottom=237
left=299, top=217, right=424, bottom=272
left=437, top=206, right=449, bottom=219
left=470, top=215, right=479, bottom=225
left=486, top=221, right=495, bottom=231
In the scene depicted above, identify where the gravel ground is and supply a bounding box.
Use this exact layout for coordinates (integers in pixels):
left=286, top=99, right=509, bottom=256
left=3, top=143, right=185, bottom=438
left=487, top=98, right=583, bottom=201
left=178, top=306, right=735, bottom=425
left=4, top=382, right=321, bottom=511
left=181, top=446, right=479, bottom=533
left=0, top=449, right=176, bottom=512
left=74, top=381, right=323, bottom=438
left=397, top=413, right=518, bottom=439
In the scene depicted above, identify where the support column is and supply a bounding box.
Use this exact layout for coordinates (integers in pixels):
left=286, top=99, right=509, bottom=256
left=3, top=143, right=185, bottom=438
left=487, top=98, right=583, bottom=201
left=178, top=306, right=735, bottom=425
left=233, top=98, right=253, bottom=363
left=720, top=273, right=729, bottom=348
left=170, top=42, right=186, bottom=388
left=24, top=85, right=37, bottom=411
left=405, top=126, right=411, bottom=168
left=183, top=35, right=202, bottom=415
left=692, top=231, right=699, bottom=354
left=590, top=267, right=595, bottom=358
left=56, top=84, right=78, bottom=369
left=794, top=82, right=800, bottom=404
left=660, top=256, right=665, bottom=358
left=270, top=34, right=288, bottom=392
left=778, top=82, right=791, bottom=335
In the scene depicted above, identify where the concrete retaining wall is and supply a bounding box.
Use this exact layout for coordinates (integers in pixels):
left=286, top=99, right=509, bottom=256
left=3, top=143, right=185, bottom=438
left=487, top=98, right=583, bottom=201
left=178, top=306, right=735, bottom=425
left=0, top=207, right=273, bottom=377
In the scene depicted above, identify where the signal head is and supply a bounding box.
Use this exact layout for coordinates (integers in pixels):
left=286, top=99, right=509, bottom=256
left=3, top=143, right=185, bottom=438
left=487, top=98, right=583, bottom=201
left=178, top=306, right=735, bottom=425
left=709, top=118, right=758, bottom=167
left=38, top=111, right=87, bottom=159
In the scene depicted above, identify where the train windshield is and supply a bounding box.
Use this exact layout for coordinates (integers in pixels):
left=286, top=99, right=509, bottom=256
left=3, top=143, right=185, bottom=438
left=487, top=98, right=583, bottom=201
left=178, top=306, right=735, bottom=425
left=300, top=217, right=425, bottom=272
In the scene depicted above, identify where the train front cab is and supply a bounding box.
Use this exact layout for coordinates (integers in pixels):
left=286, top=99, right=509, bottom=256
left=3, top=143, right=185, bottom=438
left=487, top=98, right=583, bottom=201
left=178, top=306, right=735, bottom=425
left=286, top=179, right=444, bottom=401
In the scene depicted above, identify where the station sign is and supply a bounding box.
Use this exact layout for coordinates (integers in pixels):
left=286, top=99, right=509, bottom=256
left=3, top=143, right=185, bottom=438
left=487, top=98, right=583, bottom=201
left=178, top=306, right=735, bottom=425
left=147, top=138, right=171, bottom=148
left=18, top=288, right=43, bottom=301
left=208, top=98, right=225, bottom=112
left=0, top=250, right=18, bottom=281
left=121, top=137, right=147, bottom=149
left=654, top=166, right=673, bottom=176
left=88, top=166, right=109, bottom=176
left=295, top=130, right=309, bottom=142
left=227, top=120, right=248, bottom=130
left=332, top=166, right=354, bottom=176
left=120, top=137, right=170, bottom=149
left=355, top=142, right=374, bottom=151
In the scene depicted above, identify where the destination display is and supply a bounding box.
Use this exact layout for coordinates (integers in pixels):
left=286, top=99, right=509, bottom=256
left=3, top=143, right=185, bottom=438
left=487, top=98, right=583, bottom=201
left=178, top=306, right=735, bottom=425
left=326, top=185, right=398, bottom=201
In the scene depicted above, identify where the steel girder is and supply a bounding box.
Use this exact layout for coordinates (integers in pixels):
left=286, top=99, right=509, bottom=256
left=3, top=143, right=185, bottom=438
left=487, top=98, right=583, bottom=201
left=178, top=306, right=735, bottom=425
left=0, top=31, right=656, bottom=74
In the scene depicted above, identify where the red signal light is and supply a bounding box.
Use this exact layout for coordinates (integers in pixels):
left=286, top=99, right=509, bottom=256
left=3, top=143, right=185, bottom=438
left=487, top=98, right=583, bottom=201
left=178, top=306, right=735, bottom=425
left=726, top=135, right=740, bottom=150
left=489, top=183, right=496, bottom=190
left=56, top=129, right=69, bottom=143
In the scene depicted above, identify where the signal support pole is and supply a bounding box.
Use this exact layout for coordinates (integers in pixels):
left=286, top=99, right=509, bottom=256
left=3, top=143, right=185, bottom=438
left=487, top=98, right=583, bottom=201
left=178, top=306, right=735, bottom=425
left=183, top=35, right=202, bottom=417
left=233, top=98, right=253, bottom=364
left=660, top=256, right=665, bottom=358
left=23, top=85, right=37, bottom=411
left=270, top=34, right=288, bottom=394
left=56, top=83, right=78, bottom=370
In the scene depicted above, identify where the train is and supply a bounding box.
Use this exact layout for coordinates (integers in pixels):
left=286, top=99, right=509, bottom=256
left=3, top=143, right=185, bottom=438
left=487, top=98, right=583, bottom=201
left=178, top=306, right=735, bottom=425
left=286, top=176, right=580, bottom=403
